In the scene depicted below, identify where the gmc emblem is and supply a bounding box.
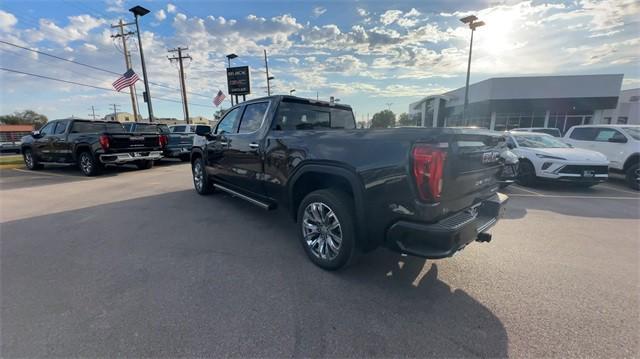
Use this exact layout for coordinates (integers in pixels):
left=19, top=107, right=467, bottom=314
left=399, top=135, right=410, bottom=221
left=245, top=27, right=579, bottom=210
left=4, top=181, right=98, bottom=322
left=482, top=152, right=499, bottom=164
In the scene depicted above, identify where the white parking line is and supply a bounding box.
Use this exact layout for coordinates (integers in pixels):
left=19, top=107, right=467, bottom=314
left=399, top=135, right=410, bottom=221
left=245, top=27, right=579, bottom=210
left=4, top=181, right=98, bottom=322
left=597, top=184, right=640, bottom=196
left=509, top=185, right=545, bottom=196
left=508, top=193, right=639, bottom=200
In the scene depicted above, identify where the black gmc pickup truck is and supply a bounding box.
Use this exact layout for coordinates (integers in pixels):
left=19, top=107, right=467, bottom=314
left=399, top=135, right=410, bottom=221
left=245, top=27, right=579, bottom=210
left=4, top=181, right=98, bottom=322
left=21, top=119, right=166, bottom=176
left=191, top=96, right=509, bottom=270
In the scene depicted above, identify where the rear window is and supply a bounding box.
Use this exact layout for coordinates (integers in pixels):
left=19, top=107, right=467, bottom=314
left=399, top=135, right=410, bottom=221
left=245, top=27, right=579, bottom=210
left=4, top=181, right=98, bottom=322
left=273, top=102, right=355, bottom=131
left=569, top=127, right=598, bottom=141
left=70, top=121, right=125, bottom=134
left=134, top=124, right=159, bottom=133
left=171, top=125, right=186, bottom=133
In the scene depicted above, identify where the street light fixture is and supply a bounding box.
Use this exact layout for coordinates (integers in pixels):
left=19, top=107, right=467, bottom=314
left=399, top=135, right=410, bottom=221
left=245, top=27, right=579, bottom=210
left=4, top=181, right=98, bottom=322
left=129, top=5, right=153, bottom=121
left=226, top=53, right=238, bottom=105
left=289, top=89, right=296, bottom=95
left=460, top=14, right=485, bottom=124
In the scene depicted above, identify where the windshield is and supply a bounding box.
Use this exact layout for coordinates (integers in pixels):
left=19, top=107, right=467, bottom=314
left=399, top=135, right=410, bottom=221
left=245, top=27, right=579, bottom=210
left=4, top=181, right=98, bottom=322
left=621, top=127, right=640, bottom=140
left=512, top=133, right=569, bottom=148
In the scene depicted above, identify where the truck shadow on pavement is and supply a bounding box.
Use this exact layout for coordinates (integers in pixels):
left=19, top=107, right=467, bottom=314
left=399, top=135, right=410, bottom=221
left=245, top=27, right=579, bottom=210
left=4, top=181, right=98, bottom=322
left=1, top=189, right=507, bottom=358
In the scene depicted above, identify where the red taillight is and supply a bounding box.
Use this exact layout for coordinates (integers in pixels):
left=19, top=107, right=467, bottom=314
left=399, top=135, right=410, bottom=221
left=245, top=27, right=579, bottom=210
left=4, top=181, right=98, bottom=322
left=412, top=144, right=447, bottom=202
left=159, top=134, right=168, bottom=148
left=99, top=134, right=110, bottom=151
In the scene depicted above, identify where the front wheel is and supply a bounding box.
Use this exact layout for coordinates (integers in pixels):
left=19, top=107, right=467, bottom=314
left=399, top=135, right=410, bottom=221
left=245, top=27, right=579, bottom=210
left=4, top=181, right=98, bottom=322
left=23, top=149, right=43, bottom=170
left=297, top=189, right=358, bottom=270
left=625, top=163, right=640, bottom=190
left=517, top=161, right=537, bottom=187
left=192, top=157, right=214, bottom=195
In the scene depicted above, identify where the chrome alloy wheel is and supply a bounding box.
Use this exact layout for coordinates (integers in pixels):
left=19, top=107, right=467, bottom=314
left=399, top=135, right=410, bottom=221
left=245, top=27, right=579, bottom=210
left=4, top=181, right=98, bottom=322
left=302, top=202, right=342, bottom=260
left=80, top=153, right=92, bottom=174
left=193, top=161, right=204, bottom=191
left=635, top=167, right=640, bottom=183
left=24, top=151, right=34, bottom=168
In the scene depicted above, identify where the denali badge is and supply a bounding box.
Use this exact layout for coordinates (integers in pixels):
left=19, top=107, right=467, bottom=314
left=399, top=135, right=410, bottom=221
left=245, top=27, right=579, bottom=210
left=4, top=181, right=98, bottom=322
left=130, top=136, right=145, bottom=141
left=482, top=151, right=499, bottom=164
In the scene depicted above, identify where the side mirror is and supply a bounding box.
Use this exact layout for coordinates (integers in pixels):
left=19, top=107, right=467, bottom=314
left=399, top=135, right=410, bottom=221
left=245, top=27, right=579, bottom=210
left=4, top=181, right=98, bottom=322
left=195, top=126, right=212, bottom=137
left=31, top=130, right=42, bottom=138
left=608, top=135, right=627, bottom=143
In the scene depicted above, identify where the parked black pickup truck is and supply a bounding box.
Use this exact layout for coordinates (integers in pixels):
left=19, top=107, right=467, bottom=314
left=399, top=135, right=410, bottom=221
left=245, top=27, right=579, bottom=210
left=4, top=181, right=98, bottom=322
left=191, top=96, right=509, bottom=270
left=21, top=119, right=166, bottom=176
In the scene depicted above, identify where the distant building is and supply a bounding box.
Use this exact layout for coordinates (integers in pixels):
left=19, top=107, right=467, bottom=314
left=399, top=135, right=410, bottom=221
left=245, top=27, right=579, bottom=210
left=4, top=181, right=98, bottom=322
left=155, top=118, right=183, bottom=125
left=104, top=112, right=142, bottom=122
left=409, top=74, right=625, bottom=134
left=189, top=116, right=210, bottom=124
left=0, top=124, right=34, bottom=152
left=600, top=88, right=639, bottom=125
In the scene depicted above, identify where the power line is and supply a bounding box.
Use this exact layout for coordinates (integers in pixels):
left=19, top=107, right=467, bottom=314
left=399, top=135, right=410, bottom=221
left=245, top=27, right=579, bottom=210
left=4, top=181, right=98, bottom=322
left=0, top=39, right=215, bottom=100
left=0, top=67, right=215, bottom=109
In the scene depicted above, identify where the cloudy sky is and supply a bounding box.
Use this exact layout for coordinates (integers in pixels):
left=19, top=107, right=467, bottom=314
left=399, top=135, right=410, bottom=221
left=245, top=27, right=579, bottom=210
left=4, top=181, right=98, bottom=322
left=0, top=0, right=638, bottom=121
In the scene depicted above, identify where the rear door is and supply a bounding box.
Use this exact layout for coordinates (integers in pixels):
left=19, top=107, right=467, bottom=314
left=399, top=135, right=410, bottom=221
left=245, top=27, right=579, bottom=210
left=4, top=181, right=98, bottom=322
left=223, top=101, right=270, bottom=195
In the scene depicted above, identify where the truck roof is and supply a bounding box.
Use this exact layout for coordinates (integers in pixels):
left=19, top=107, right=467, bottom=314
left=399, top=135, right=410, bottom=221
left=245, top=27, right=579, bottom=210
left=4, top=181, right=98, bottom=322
left=242, top=95, right=353, bottom=111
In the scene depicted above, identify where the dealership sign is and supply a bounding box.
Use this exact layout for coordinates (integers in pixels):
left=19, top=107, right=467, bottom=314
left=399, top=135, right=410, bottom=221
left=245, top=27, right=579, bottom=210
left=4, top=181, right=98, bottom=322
left=226, top=66, right=251, bottom=95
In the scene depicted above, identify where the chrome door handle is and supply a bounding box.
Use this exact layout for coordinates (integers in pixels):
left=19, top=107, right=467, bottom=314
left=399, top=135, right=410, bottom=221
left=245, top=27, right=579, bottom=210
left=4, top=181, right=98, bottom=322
left=249, top=143, right=259, bottom=149
left=220, top=141, right=229, bottom=146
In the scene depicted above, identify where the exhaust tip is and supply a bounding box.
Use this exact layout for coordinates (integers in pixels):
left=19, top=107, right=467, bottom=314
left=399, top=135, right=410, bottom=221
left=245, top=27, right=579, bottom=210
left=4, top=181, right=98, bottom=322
left=477, top=232, right=492, bottom=243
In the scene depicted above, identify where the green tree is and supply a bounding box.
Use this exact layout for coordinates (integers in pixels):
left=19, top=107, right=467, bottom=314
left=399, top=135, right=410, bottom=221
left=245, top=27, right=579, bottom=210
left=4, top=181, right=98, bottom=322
left=0, top=110, right=48, bottom=129
left=371, top=109, right=396, bottom=128
left=397, top=112, right=414, bottom=126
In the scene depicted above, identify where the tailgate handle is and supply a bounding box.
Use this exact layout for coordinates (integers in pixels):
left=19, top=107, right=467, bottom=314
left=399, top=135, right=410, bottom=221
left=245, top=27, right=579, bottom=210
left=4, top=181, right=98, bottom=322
left=249, top=143, right=259, bottom=149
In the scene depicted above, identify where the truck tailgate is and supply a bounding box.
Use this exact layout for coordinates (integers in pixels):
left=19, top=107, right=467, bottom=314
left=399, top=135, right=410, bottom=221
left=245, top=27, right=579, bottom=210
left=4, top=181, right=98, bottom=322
left=108, top=133, right=159, bottom=151
left=439, top=131, right=506, bottom=216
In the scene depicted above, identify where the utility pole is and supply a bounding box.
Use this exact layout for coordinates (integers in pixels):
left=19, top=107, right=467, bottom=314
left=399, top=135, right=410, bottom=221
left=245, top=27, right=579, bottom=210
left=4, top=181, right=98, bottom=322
left=168, top=47, right=192, bottom=123
left=88, top=106, right=98, bottom=120
left=385, top=102, right=393, bottom=111
left=129, top=5, right=154, bottom=122
left=111, top=19, right=139, bottom=122
left=110, top=104, right=120, bottom=121
left=264, top=49, right=272, bottom=96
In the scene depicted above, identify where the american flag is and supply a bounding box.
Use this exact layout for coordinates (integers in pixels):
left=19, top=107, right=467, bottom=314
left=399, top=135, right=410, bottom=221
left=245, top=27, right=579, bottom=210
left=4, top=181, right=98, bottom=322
left=213, top=90, right=226, bottom=107
left=112, top=69, right=140, bottom=92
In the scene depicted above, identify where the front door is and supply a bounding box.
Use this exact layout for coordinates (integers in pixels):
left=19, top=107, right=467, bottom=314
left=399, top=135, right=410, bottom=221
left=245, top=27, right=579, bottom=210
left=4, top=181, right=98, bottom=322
left=33, top=122, right=56, bottom=161
left=591, top=127, right=628, bottom=168
left=206, top=106, right=242, bottom=180
left=50, top=120, right=71, bottom=162
left=223, top=101, right=270, bottom=196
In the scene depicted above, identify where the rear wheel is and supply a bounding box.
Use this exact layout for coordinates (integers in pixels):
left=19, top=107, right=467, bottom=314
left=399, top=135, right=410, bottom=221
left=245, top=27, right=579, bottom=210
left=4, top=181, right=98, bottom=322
left=78, top=151, right=101, bottom=176
left=23, top=149, right=43, bottom=170
left=192, top=157, right=214, bottom=195
left=517, top=161, right=537, bottom=187
left=136, top=160, right=154, bottom=170
left=297, top=189, right=358, bottom=270
left=625, top=163, right=640, bottom=190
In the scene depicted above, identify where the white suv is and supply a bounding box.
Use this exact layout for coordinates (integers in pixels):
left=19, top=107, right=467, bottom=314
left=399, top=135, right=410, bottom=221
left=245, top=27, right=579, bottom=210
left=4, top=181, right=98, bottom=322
left=564, top=125, right=640, bottom=190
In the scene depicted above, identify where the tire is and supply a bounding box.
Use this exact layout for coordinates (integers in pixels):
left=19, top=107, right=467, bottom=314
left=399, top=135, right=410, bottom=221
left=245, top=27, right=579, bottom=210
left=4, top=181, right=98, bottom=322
left=517, top=161, right=537, bottom=187
left=136, top=160, right=154, bottom=170
left=625, top=163, right=640, bottom=190
left=192, top=157, right=214, bottom=195
left=297, top=189, right=358, bottom=270
left=78, top=151, right=101, bottom=176
left=23, top=149, right=44, bottom=170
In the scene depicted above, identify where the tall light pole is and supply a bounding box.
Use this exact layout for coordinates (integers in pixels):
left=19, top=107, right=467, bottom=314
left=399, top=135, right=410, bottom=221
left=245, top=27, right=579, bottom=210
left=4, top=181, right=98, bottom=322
left=129, top=5, right=153, bottom=122
left=264, top=49, right=274, bottom=96
left=226, top=53, right=237, bottom=106
left=289, top=89, right=295, bottom=95
left=460, top=15, right=485, bottom=124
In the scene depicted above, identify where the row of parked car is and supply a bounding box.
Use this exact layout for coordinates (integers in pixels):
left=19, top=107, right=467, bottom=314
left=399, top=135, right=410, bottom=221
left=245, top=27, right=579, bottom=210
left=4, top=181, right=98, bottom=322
left=19, top=119, right=210, bottom=176
left=502, top=125, right=639, bottom=190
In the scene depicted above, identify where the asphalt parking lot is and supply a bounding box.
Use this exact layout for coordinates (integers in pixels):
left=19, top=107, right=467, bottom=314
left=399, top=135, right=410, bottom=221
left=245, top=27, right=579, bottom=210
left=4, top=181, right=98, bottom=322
left=1, top=163, right=638, bottom=357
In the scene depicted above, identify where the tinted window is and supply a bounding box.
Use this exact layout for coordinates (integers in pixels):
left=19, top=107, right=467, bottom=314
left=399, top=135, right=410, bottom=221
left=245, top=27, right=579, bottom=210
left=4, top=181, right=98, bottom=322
left=273, top=102, right=355, bottom=130
left=157, top=124, right=171, bottom=134
left=569, top=128, right=598, bottom=141
left=513, top=134, right=570, bottom=148
left=621, top=127, right=640, bottom=140
left=594, top=129, right=622, bottom=142
left=216, top=108, right=241, bottom=134
left=53, top=120, right=69, bottom=135
left=172, top=125, right=186, bottom=133
left=70, top=121, right=125, bottom=133
left=39, top=122, right=55, bottom=136
left=105, top=123, right=125, bottom=133
left=122, top=123, right=134, bottom=132
left=195, top=125, right=211, bottom=134
left=239, top=102, right=269, bottom=133
left=134, top=124, right=159, bottom=133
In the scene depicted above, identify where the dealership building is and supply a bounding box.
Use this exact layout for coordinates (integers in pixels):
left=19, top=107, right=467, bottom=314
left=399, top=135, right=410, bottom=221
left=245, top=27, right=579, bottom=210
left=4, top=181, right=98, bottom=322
left=408, top=74, right=629, bottom=133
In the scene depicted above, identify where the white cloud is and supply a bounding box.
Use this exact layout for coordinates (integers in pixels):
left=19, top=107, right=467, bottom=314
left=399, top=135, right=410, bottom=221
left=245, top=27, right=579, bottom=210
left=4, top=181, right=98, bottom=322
left=357, top=8, right=368, bottom=17
left=167, top=3, right=177, bottom=14
left=106, top=0, right=126, bottom=13
left=313, top=7, right=327, bottom=18
left=155, top=9, right=167, bottom=22
left=380, top=10, right=403, bottom=25
left=0, top=10, right=17, bottom=32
